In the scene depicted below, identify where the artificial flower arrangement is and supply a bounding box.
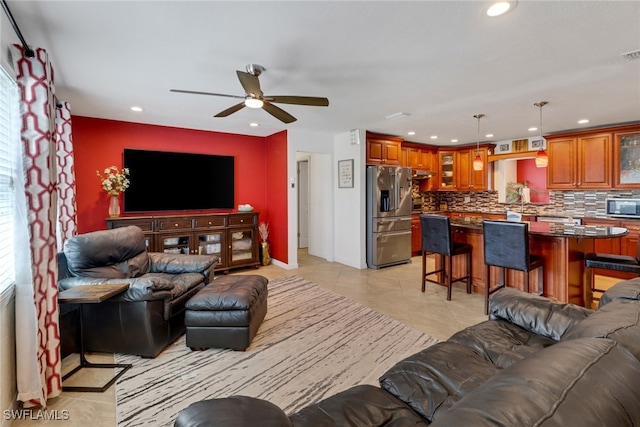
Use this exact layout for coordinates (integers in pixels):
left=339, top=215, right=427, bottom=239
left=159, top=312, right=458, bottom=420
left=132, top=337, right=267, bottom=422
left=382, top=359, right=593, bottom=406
left=96, top=166, right=130, bottom=196
left=258, top=222, right=269, bottom=242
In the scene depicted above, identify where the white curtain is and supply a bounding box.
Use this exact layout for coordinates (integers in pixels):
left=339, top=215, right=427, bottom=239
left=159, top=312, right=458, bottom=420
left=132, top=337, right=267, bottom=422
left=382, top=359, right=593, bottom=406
left=13, top=45, right=63, bottom=407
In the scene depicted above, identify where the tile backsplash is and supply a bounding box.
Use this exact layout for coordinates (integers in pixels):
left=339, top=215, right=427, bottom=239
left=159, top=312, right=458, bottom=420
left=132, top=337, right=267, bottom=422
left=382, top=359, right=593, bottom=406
left=416, top=187, right=640, bottom=218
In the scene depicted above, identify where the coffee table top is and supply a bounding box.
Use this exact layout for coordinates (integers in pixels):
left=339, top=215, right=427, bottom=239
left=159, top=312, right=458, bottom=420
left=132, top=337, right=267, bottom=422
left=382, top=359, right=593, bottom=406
left=58, top=283, right=129, bottom=303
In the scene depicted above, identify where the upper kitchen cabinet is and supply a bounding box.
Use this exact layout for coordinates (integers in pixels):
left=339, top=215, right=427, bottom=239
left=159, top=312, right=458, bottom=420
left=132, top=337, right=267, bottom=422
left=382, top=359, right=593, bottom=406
left=437, top=146, right=491, bottom=191
left=404, top=142, right=438, bottom=190
left=438, top=150, right=456, bottom=190
left=456, top=147, right=490, bottom=191
left=366, top=133, right=402, bottom=165
left=613, top=126, right=640, bottom=189
left=547, top=131, right=612, bottom=190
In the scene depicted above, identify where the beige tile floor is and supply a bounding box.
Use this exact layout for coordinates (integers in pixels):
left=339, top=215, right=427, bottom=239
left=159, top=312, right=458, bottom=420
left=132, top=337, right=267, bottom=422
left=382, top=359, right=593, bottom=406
left=10, top=251, right=615, bottom=426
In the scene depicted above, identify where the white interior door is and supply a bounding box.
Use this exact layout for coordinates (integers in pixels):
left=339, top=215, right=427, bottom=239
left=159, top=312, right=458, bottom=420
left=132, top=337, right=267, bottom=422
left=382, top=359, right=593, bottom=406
left=298, top=160, right=309, bottom=248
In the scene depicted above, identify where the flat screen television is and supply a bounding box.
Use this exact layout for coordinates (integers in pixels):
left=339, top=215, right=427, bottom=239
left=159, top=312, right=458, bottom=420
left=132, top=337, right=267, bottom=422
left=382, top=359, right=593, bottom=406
left=123, top=148, right=234, bottom=212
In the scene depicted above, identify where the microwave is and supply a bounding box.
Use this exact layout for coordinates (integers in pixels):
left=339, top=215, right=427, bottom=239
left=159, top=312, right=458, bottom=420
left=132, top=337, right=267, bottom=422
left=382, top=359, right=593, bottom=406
left=606, top=198, right=640, bottom=218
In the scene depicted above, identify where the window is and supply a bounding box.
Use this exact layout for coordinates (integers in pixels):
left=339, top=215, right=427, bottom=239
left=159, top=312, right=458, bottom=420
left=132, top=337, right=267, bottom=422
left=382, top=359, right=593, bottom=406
left=0, top=66, right=18, bottom=293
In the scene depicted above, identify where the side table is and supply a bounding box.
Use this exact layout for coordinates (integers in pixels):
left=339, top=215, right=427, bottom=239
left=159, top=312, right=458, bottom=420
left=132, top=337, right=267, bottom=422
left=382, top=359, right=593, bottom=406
left=59, top=283, right=132, bottom=392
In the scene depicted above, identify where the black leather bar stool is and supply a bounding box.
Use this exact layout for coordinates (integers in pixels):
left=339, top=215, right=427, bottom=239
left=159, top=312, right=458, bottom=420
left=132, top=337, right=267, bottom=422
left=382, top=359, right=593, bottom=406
left=584, top=238, right=640, bottom=307
left=420, top=214, right=472, bottom=301
left=483, top=220, right=544, bottom=314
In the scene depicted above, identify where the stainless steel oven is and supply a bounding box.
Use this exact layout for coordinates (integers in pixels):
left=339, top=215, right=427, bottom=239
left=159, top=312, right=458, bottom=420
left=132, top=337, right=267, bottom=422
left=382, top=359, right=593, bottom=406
left=606, top=198, right=640, bottom=218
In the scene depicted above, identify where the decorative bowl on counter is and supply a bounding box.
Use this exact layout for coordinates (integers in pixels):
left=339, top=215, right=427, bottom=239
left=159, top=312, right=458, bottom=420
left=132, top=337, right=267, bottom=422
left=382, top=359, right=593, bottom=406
left=238, top=204, right=254, bottom=212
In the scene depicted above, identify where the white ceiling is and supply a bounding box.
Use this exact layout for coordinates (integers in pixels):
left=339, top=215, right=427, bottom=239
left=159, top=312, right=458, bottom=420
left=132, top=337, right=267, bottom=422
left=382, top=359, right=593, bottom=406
left=6, top=1, right=640, bottom=146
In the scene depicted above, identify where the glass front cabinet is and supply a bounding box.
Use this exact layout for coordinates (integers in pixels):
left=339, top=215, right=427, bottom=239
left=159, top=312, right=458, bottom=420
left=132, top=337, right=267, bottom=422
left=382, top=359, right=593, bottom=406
left=439, top=151, right=456, bottom=190
left=614, top=129, right=640, bottom=188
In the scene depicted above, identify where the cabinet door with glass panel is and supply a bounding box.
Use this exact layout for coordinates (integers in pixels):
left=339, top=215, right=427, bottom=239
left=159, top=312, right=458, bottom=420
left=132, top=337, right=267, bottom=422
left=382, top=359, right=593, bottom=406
left=439, top=151, right=456, bottom=190
left=196, top=230, right=227, bottom=268
left=228, top=227, right=258, bottom=267
left=159, top=232, right=192, bottom=255
left=614, top=128, right=640, bottom=188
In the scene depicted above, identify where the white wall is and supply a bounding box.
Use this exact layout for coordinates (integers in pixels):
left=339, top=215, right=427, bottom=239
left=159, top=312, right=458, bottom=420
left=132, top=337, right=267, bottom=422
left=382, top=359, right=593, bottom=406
left=333, top=130, right=367, bottom=269
left=0, top=288, right=16, bottom=425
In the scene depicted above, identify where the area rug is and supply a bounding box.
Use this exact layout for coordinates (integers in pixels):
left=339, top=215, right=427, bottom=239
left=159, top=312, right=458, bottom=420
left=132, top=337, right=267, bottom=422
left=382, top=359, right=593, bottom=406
left=115, top=275, right=438, bottom=426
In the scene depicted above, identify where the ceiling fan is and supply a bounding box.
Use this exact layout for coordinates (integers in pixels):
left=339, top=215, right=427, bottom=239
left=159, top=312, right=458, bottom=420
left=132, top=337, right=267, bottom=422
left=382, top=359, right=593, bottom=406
left=170, top=64, right=329, bottom=124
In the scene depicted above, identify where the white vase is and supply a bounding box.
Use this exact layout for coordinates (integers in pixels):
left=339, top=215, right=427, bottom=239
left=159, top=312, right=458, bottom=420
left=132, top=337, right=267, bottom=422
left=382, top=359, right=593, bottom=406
left=108, top=195, right=121, bottom=218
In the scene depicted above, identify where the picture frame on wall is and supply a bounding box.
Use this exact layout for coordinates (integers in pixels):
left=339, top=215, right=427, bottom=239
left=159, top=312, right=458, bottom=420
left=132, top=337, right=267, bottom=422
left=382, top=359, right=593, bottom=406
left=338, top=159, right=354, bottom=188
left=494, top=141, right=512, bottom=154
left=528, top=137, right=546, bottom=151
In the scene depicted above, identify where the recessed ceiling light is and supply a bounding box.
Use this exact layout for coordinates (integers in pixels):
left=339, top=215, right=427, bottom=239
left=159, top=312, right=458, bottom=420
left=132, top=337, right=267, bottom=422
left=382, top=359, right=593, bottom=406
left=430, top=135, right=438, bottom=140
left=451, top=139, right=458, bottom=143
left=528, top=127, right=538, bottom=132
left=487, top=1, right=516, bottom=17
left=407, top=131, right=415, bottom=136
left=578, top=119, right=590, bottom=124
left=130, top=106, right=143, bottom=112
left=485, top=134, right=494, bottom=138
left=249, top=122, right=259, bottom=127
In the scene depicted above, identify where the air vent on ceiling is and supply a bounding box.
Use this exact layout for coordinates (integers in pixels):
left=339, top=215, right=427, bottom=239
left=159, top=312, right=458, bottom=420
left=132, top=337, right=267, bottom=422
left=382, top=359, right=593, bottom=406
left=621, top=49, right=640, bottom=61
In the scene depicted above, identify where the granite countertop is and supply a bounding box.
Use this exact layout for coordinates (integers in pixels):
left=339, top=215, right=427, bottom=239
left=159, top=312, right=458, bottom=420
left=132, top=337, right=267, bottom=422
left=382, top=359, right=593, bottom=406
left=415, top=210, right=640, bottom=222
left=448, top=217, right=629, bottom=238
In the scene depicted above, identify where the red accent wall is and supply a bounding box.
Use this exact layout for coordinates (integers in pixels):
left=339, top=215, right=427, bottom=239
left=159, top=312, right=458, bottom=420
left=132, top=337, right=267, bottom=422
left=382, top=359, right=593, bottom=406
left=72, top=117, right=285, bottom=257
left=264, top=131, right=288, bottom=263
left=517, top=158, right=550, bottom=203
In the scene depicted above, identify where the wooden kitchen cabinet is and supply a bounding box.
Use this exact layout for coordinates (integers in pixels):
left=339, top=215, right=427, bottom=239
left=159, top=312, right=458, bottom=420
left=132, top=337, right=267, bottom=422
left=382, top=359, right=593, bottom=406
left=366, top=133, right=402, bottom=165
left=437, top=147, right=490, bottom=191
left=456, top=148, right=489, bottom=191
left=107, top=212, right=260, bottom=273
left=438, top=150, right=456, bottom=190
left=411, top=215, right=422, bottom=257
left=547, top=131, right=612, bottom=189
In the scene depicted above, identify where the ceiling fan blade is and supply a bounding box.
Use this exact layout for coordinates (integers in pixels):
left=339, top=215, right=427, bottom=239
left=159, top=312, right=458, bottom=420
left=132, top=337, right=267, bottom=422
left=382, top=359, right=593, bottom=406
left=262, top=102, right=297, bottom=123
left=214, top=102, right=246, bottom=118
left=267, top=96, right=329, bottom=107
left=170, top=89, right=245, bottom=99
left=236, top=70, right=262, bottom=97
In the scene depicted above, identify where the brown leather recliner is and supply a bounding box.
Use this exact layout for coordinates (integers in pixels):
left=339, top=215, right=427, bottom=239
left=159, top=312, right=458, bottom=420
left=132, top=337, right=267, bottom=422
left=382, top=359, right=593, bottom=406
left=58, top=225, right=218, bottom=358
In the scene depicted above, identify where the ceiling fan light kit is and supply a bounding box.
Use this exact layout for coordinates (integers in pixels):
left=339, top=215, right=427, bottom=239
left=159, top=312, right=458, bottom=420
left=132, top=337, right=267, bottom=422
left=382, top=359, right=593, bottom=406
left=171, top=64, right=329, bottom=124
left=244, top=98, right=263, bottom=109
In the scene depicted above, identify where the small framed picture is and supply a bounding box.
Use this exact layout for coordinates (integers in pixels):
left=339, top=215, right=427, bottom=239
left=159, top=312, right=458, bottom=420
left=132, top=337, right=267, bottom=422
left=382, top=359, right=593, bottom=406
left=494, top=141, right=512, bottom=154
left=528, top=137, right=546, bottom=151
left=338, top=159, right=354, bottom=188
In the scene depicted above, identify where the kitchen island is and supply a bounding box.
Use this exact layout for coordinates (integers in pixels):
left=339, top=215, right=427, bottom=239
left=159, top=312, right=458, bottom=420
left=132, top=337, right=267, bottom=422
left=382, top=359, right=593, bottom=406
left=431, top=216, right=628, bottom=306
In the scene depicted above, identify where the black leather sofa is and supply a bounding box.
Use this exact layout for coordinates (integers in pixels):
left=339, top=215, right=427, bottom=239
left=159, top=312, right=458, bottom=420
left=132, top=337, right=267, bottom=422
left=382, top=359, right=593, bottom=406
left=58, top=226, right=218, bottom=358
left=175, top=279, right=640, bottom=426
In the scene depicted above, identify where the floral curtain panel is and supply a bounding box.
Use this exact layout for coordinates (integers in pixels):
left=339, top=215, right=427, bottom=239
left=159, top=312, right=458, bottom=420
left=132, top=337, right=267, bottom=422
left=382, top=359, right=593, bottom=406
left=12, top=45, right=68, bottom=407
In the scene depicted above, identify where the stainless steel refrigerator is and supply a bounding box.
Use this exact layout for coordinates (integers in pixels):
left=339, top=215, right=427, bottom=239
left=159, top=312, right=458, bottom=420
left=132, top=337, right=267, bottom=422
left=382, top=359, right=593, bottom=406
left=366, top=165, right=412, bottom=269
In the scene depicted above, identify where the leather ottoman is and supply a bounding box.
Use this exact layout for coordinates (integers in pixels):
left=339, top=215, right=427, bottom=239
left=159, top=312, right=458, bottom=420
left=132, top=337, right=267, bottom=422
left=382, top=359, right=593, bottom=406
left=184, top=275, right=268, bottom=351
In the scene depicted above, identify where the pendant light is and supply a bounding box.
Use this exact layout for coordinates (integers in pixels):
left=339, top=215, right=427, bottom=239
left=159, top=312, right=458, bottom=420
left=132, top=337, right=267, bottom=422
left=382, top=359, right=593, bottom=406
left=534, top=101, right=548, bottom=168
left=473, top=114, right=485, bottom=171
